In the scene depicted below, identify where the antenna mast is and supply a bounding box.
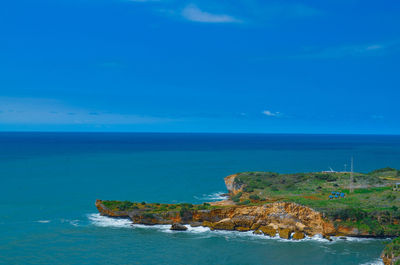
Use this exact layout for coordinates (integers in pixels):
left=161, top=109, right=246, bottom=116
left=350, top=157, right=354, bottom=193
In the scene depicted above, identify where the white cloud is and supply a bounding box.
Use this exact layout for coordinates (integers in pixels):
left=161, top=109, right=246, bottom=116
left=262, top=110, right=281, bottom=117
left=181, top=4, right=240, bottom=23
left=299, top=42, right=391, bottom=59
left=0, top=97, right=175, bottom=125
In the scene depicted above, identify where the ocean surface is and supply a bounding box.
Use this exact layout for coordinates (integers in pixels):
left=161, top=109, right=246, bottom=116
left=1, top=132, right=400, bottom=265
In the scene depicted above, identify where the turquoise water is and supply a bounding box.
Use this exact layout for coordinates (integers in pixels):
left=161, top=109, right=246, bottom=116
left=1, top=132, right=400, bottom=265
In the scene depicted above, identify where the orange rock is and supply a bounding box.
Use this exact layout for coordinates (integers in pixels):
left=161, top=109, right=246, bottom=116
left=292, top=231, right=305, bottom=240
left=279, top=228, right=291, bottom=239
left=259, top=226, right=277, bottom=237
left=235, top=227, right=251, bottom=232
left=213, top=218, right=235, bottom=230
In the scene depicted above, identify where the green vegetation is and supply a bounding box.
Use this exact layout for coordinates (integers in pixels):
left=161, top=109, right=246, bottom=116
left=102, top=200, right=218, bottom=217
left=101, top=167, right=400, bottom=236
left=232, top=167, right=400, bottom=236
left=384, top=237, right=400, bottom=264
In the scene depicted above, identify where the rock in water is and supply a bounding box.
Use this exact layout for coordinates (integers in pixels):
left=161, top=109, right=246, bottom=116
left=259, top=226, right=277, bottom=237
left=190, top=222, right=202, bottom=227
left=170, top=223, right=188, bottom=231
left=279, top=228, right=291, bottom=239
left=235, top=227, right=251, bottom=232
left=292, top=231, right=305, bottom=240
left=213, top=218, right=235, bottom=230
left=253, top=229, right=263, bottom=235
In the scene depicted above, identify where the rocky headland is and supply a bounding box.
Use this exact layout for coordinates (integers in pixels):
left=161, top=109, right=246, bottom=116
left=96, top=168, right=400, bottom=262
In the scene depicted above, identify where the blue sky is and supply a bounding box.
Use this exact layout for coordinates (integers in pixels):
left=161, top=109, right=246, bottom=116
left=0, top=0, right=399, bottom=133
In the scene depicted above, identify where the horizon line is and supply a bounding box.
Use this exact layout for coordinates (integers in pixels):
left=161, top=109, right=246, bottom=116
left=0, top=131, right=399, bottom=136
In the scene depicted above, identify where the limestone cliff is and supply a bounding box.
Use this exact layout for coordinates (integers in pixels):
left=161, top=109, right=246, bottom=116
left=96, top=172, right=397, bottom=240
left=96, top=199, right=335, bottom=238
left=224, top=174, right=242, bottom=195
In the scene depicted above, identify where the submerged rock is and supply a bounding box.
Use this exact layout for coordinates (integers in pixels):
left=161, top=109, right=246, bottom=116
left=170, top=223, right=188, bottom=231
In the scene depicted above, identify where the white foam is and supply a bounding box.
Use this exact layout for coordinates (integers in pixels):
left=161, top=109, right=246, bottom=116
left=88, top=213, right=132, bottom=228
left=194, top=191, right=227, bottom=201
left=359, top=258, right=384, bottom=265
left=329, top=236, right=390, bottom=243
left=69, top=220, right=80, bottom=227
left=185, top=225, right=211, bottom=233
left=36, top=220, right=50, bottom=223
left=86, top=214, right=389, bottom=245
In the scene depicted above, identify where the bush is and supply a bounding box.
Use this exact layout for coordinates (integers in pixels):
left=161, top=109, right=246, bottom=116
left=249, top=194, right=260, bottom=200
left=314, top=174, right=338, bottom=182
left=143, top=213, right=154, bottom=219
left=231, top=192, right=242, bottom=203
left=118, top=201, right=133, bottom=211
left=180, top=203, right=193, bottom=209
left=243, top=186, right=254, bottom=192
left=238, top=200, right=250, bottom=205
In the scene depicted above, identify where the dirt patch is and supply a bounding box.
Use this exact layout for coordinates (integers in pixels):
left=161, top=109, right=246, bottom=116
left=303, top=196, right=321, bottom=200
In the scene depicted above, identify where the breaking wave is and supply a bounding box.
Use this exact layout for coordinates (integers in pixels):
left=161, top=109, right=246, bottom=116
left=194, top=191, right=228, bottom=201
left=359, top=258, right=384, bottom=265
left=87, top=214, right=388, bottom=245
left=87, top=213, right=132, bottom=228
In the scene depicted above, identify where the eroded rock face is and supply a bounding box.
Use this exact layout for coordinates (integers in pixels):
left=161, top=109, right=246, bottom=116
left=292, top=231, right=305, bottom=240
left=279, top=228, right=291, bottom=239
left=224, top=174, right=243, bottom=195
left=235, top=227, right=251, bottom=232
left=258, top=226, right=277, bottom=237
left=213, top=218, right=235, bottom=230
left=381, top=253, right=400, bottom=265
left=96, top=200, right=332, bottom=237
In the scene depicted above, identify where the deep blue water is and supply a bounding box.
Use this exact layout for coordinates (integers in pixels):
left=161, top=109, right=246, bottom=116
left=1, top=132, right=400, bottom=265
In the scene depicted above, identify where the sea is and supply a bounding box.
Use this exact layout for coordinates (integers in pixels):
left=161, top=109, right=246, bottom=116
left=1, top=132, right=400, bottom=265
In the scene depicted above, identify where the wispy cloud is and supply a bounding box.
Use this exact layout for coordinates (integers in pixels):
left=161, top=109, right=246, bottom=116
left=181, top=4, right=240, bottom=23
left=262, top=110, right=281, bottom=117
left=298, top=41, right=400, bottom=59
left=127, top=1, right=320, bottom=25
left=0, top=97, right=176, bottom=125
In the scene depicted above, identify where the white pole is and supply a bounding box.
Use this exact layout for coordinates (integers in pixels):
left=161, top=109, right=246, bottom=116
left=350, top=157, right=354, bottom=193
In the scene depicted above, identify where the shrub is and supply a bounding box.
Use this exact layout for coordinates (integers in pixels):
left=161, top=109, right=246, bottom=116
left=231, top=192, right=242, bottom=203
left=118, top=201, right=133, bottom=211
left=249, top=194, right=260, bottom=200
left=238, top=200, right=250, bottom=205
left=315, top=174, right=338, bottom=182
left=271, top=186, right=279, bottom=191
left=180, top=203, right=193, bottom=209
left=243, top=186, right=254, bottom=192
left=143, top=213, right=154, bottom=219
